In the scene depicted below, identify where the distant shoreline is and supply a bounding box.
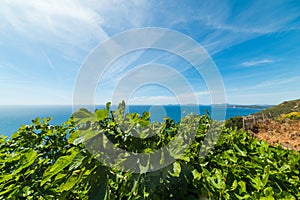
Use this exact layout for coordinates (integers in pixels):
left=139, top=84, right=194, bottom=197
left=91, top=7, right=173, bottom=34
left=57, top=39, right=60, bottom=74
left=0, top=104, right=273, bottom=108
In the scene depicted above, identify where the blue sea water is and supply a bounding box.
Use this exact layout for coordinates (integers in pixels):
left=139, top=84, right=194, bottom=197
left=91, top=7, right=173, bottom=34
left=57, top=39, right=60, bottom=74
left=0, top=105, right=264, bottom=137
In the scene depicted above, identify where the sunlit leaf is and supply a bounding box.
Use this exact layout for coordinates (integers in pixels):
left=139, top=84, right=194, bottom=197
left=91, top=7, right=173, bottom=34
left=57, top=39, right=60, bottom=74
left=41, top=147, right=79, bottom=186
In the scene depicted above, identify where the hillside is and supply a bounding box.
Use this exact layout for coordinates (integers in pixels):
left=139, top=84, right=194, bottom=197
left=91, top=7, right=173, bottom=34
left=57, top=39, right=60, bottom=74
left=255, top=99, right=300, bottom=118
left=254, top=119, right=300, bottom=151
left=242, top=99, right=300, bottom=151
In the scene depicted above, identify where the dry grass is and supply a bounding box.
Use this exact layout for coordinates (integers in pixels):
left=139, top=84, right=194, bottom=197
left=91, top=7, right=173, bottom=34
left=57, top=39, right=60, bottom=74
left=250, top=119, right=300, bottom=151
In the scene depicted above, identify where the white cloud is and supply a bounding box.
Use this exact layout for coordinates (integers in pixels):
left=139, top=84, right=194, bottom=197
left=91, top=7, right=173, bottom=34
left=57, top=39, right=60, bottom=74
left=182, top=1, right=300, bottom=54
left=1, top=1, right=299, bottom=105
left=1, top=1, right=298, bottom=59
left=228, top=76, right=300, bottom=92
left=0, top=1, right=287, bottom=55
left=0, top=80, right=72, bottom=105
left=0, top=0, right=152, bottom=50
left=91, top=0, right=150, bottom=30
left=124, top=90, right=210, bottom=105
left=0, top=62, right=15, bottom=69
left=241, top=59, right=276, bottom=67
left=128, top=95, right=177, bottom=105
left=0, top=0, right=108, bottom=53
left=2, top=0, right=299, bottom=54
left=255, top=76, right=300, bottom=88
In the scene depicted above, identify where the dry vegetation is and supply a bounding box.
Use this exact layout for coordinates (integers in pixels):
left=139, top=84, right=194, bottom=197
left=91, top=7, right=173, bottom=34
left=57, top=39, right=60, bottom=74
left=240, top=99, right=300, bottom=151
left=251, top=119, right=300, bottom=151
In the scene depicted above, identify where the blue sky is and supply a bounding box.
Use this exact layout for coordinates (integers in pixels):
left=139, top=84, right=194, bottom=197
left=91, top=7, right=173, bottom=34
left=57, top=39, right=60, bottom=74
left=0, top=0, right=300, bottom=105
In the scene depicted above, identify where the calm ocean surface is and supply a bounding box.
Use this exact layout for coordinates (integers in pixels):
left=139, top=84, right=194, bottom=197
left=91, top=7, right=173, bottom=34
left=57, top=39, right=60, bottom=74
left=0, top=105, right=265, bottom=137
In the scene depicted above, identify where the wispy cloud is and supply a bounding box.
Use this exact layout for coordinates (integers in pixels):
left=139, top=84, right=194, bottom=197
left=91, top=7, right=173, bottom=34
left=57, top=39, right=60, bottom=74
left=0, top=62, right=33, bottom=81
left=0, top=1, right=152, bottom=51
left=126, top=90, right=210, bottom=105
left=229, top=76, right=300, bottom=92
left=1, top=1, right=299, bottom=105
left=241, top=59, right=276, bottom=67
left=255, top=76, right=300, bottom=88
left=184, top=1, right=300, bottom=54
left=41, top=51, right=56, bottom=71
left=1, top=81, right=72, bottom=105
left=226, top=90, right=299, bottom=105
left=2, top=0, right=298, bottom=57
left=0, top=1, right=108, bottom=54
left=1, top=1, right=298, bottom=58
left=0, top=62, right=15, bottom=69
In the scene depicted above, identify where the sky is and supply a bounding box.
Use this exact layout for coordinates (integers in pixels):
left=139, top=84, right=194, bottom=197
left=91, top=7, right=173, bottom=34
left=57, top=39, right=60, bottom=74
left=0, top=0, right=300, bottom=105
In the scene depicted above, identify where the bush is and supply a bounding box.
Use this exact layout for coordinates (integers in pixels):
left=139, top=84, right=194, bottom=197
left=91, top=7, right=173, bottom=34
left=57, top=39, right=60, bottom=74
left=279, top=111, right=300, bottom=120
left=224, top=116, right=243, bottom=129
left=1, top=102, right=300, bottom=199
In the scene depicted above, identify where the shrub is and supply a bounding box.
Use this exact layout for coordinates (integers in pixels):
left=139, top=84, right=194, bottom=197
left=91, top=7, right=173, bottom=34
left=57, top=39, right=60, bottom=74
left=1, top=102, right=300, bottom=199
left=279, top=111, right=300, bottom=120
left=224, top=116, right=243, bottom=129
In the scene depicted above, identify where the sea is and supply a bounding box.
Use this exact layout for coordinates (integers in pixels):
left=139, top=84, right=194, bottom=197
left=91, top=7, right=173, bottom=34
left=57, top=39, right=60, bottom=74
left=0, top=105, right=266, bottom=137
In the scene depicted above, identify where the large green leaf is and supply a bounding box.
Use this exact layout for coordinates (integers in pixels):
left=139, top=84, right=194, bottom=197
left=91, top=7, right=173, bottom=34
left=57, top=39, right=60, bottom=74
left=14, top=149, right=38, bottom=174
left=59, top=170, right=82, bottom=192
left=96, top=109, right=109, bottom=121
left=41, top=147, right=79, bottom=186
left=0, top=174, right=13, bottom=183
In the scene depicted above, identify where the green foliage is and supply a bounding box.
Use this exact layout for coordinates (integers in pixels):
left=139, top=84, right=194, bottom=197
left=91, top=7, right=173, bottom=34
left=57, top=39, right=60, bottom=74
left=257, top=99, right=300, bottom=118
left=225, top=116, right=243, bottom=129
left=0, top=102, right=300, bottom=199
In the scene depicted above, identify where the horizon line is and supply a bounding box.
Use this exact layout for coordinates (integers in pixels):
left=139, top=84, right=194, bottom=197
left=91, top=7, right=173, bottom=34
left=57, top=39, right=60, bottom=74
left=0, top=103, right=273, bottom=106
